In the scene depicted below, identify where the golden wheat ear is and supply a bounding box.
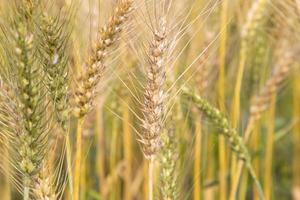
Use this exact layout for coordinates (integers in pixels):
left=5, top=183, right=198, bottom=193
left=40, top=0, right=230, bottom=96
left=139, top=17, right=168, bottom=160
left=74, top=0, right=134, bottom=118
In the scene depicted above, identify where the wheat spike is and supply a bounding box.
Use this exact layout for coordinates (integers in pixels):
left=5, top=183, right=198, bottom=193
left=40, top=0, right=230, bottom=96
left=182, top=88, right=264, bottom=199
left=140, top=18, right=168, bottom=159
left=39, top=13, right=70, bottom=131
left=74, top=0, right=134, bottom=118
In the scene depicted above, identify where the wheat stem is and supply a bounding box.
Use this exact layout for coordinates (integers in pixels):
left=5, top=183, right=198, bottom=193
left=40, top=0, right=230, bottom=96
left=74, top=118, right=84, bottom=200
left=263, top=94, right=276, bottom=200
left=219, top=1, right=229, bottom=198
left=123, top=98, right=132, bottom=200
left=23, top=177, right=30, bottom=200
left=66, top=134, right=74, bottom=199
left=246, top=163, right=264, bottom=200
left=148, top=157, right=154, bottom=200
left=292, top=69, right=300, bottom=199
left=193, top=116, right=202, bottom=200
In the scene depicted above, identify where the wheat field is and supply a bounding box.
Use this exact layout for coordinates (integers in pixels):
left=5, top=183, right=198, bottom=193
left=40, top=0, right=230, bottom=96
left=0, top=0, right=299, bottom=200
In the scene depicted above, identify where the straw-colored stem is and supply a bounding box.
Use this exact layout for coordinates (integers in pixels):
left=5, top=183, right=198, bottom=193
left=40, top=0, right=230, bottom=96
left=81, top=142, right=88, bottom=200
left=219, top=0, right=228, bottom=199
left=96, top=105, right=106, bottom=194
left=263, top=94, right=276, bottom=200
left=252, top=123, right=261, bottom=200
left=247, top=163, right=264, bottom=200
left=123, top=100, right=132, bottom=200
left=148, top=157, right=154, bottom=200
left=229, top=118, right=254, bottom=199
left=229, top=160, right=243, bottom=200
left=231, top=42, right=246, bottom=129
left=144, top=160, right=149, bottom=200
left=244, top=118, right=255, bottom=143
left=193, top=117, right=202, bottom=200
left=292, top=70, right=300, bottom=199
left=66, top=134, right=74, bottom=200
left=204, top=135, right=216, bottom=200
left=109, top=117, right=119, bottom=199
left=239, top=169, right=249, bottom=200
left=229, top=30, right=246, bottom=200
left=74, top=118, right=84, bottom=200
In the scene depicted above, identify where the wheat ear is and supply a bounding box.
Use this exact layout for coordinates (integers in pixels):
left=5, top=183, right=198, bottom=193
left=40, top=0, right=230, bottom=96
left=73, top=1, right=134, bottom=200
left=182, top=88, right=265, bottom=200
left=39, top=13, right=70, bottom=132
left=139, top=17, right=168, bottom=200
left=3, top=1, right=51, bottom=199
left=74, top=0, right=134, bottom=118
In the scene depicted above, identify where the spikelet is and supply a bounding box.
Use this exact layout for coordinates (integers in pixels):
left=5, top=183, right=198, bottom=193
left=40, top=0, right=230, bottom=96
left=140, top=18, right=168, bottom=159
left=74, top=0, right=134, bottom=118
left=182, top=88, right=250, bottom=160
left=32, top=168, right=57, bottom=200
left=39, top=13, right=70, bottom=131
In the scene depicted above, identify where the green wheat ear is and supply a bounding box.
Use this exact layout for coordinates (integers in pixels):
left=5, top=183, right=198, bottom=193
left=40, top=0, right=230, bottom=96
left=181, top=87, right=264, bottom=200
left=38, top=12, right=70, bottom=132
left=182, top=88, right=249, bottom=160
left=0, top=1, right=52, bottom=198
